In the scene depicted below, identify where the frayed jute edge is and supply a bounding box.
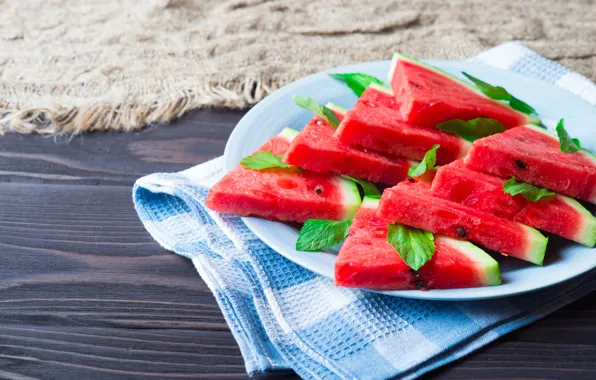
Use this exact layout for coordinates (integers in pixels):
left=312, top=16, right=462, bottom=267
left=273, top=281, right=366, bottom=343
left=0, top=76, right=279, bottom=136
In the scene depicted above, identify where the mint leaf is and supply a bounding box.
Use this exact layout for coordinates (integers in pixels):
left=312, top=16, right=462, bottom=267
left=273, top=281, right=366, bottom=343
left=329, top=73, right=385, bottom=97
left=387, top=223, right=435, bottom=271
left=408, top=144, right=439, bottom=177
left=437, top=118, right=505, bottom=142
left=462, top=72, right=509, bottom=100
left=295, top=219, right=352, bottom=251
left=509, top=95, right=537, bottom=115
left=322, top=106, right=341, bottom=129
left=503, top=177, right=555, bottom=202
left=341, top=175, right=380, bottom=197
left=293, top=95, right=339, bottom=128
left=462, top=72, right=536, bottom=115
left=240, top=151, right=292, bottom=170
left=555, top=118, right=581, bottom=153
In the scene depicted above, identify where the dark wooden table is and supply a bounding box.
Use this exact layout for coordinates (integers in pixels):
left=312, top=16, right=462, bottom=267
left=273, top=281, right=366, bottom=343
left=0, top=109, right=595, bottom=380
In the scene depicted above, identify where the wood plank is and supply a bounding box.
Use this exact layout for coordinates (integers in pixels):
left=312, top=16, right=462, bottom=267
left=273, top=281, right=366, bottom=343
left=0, top=109, right=242, bottom=186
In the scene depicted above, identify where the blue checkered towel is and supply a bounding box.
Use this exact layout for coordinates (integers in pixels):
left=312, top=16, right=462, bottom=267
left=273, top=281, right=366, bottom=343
left=133, top=42, right=596, bottom=379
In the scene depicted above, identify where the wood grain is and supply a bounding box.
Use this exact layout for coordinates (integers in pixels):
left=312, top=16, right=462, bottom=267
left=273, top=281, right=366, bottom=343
left=0, top=109, right=594, bottom=379
left=0, top=109, right=243, bottom=186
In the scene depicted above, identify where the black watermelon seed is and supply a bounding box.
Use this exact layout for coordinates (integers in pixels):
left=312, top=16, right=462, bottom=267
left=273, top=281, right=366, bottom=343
left=314, top=187, right=323, bottom=195
left=407, top=177, right=415, bottom=183
left=411, top=82, right=420, bottom=88
left=515, top=160, right=527, bottom=169
left=456, top=227, right=467, bottom=238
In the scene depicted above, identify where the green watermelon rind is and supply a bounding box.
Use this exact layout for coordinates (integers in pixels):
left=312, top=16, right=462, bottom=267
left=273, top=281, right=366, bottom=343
left=336, top=176, right=362, bottom=220
left=361, top=196, right=381, bottom=209
left=368, top=82, right=394, bottom=96
left=328, top=104, right=362, bottom=220
left=438, top=237, right=502, bottom=286
left=389, top=52, right=541, bottom=126
left=559, top=196, right=596, bottom=247
left=325, top=102, right=349, bottom=115
left=279, top=127, right=299, bottom=142
left=520, top=225, right=548, bottom=266
left=456, top=141, right=472, bottom=159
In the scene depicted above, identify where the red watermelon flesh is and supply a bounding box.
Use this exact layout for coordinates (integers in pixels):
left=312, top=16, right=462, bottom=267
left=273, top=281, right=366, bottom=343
left=464, top=124, right=596, bottom=204
left=283, top=103, right=415, bottom=185
left=206, top=128, right=361, bottom=222
left=377, top=181, right=548, bottom=265
left=389, top=53, right=540, bottom=129
left=432, top=160, right=596, bottom=247
left=333, top=84, right=470, bottom=165
left=334, top=197, right=501, bottom=290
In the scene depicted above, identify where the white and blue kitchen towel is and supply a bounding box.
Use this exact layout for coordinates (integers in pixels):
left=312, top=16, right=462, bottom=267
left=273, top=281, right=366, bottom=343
left=133, top=42, right=596, bottom=380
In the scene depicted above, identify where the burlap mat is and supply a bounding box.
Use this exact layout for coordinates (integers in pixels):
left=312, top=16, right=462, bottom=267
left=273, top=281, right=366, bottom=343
left=0, top=0, right=594, bottom=135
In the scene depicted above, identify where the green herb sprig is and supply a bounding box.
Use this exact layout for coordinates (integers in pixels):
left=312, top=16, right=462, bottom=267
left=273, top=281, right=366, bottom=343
left=341, top=175, right=381, bottom=198
left=293, top=96, right=340, bottom=129
left=436, top=118, right=505, bottom=142
left=295, top=219, right=352, bottom=251
left=503, top=177, right=555, bottom=202
left=240, top=151, right=292, bottom=170
left=555, top=118, right=581, bottom=153
left=329, top=73, right=386, bottom=97
left=408, top=145, right=439, bottom=177
left=462, top=72, right=537, bottom=115
left=387, top=223, right=435, bottom=270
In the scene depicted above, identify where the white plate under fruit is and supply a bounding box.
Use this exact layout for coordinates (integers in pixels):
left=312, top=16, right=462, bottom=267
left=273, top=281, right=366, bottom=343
left=223, top=59, right=596, bottom=300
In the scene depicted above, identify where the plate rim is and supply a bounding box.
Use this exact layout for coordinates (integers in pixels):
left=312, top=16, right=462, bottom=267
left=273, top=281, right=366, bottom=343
left=223, top=58, right=596, bottom=301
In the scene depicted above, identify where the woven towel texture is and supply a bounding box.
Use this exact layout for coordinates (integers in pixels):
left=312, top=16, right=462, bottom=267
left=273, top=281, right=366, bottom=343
left=0, top=0, right=594, bottom=135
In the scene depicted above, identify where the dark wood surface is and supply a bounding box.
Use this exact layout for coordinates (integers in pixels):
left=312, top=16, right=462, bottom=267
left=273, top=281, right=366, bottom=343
left=0, top=109, right=594, bottom=380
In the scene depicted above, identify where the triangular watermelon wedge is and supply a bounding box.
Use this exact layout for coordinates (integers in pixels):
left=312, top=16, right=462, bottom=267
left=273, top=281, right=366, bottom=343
left=465, top=124, right=596, bottom=204
left=284, top=103, right=416, bottom=185
left=378, top=181, right=548, bottom=265
left=432, top=160, right=596, bottom=247
left=389, top=53, right=541, bottom=129
left=206, top=128, right=361, bottom=222
left=335, top=197, right=501, bottom=290
left=334, top=84, right=470, bottom=164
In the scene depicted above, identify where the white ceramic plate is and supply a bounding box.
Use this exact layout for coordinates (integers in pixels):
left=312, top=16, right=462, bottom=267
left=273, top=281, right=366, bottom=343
left=223, top=59, right=596, bottom=300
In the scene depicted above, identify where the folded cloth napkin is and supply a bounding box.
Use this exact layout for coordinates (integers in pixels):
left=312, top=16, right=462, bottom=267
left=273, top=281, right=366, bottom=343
left=133, top=41, right=596, bottom=380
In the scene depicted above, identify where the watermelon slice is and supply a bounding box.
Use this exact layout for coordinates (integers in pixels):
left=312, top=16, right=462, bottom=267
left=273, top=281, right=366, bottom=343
left=464, top=124, right=596, bottom=204
left=432, top=160, right=596, bottom=247
left=377, top=181, right=548, bottom=265
left=333, top=83, right=470, bottom=164
left=206, top=128, right=361, bottom=222
left=388, top=53, right=541, bottom=129
left=335, top=197, right=501, bottom=290
left=283, top=103, right=415, bottom=185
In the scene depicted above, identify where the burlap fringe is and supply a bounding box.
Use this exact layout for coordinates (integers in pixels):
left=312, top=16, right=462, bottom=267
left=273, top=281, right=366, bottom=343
left=0, top=76, right=277, bottom=136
